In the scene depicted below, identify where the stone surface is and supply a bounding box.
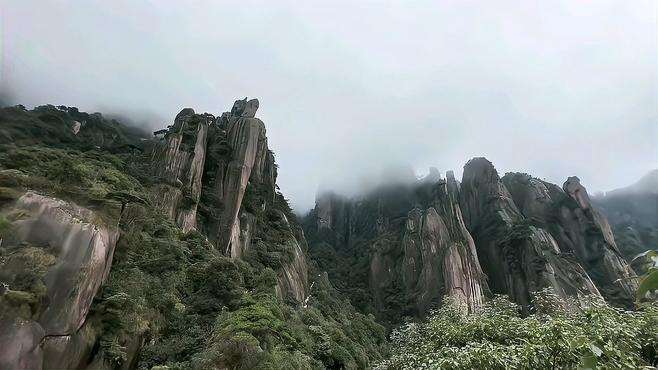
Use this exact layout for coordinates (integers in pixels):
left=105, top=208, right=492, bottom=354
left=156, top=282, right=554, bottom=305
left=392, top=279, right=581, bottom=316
left=459, top=158, right=601, bottom=309
left=148, top=108, right=210, bottom=232
left=274, top=212, right=310, bottom=302
left=12, top=192, right=118, bottom=335
left=502, top=171, right=637, bottom=307
left=230, top=97, right=259, bottom=118
left=0, top=192, right=118, bottom=370
left=593, top=169, right=658, bottom=272
left=0, top=318, right=44, bottom=370
left=307, top=170, right=487, bottom=319
left=216, top=114, right=266, bottom=255
left=146, top=99, right=308, bottom=302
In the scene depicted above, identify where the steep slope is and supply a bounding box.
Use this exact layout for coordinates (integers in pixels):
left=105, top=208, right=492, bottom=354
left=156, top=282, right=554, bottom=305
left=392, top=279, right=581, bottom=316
left=0, top=102, right=386, bottom=369
left=501, top=171, right=637, bottom=306
left=305, top=157, right=637, bottom=322
left=592, top=170, right=658, bottom=272
left=304, top=169, right=488, bottom=324
left=146, top=99, right=307, bottom=302
left=459, top=159, right=601, bottom=310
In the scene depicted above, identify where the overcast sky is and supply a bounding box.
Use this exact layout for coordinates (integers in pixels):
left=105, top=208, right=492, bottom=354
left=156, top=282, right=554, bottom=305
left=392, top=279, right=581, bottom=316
left=1, top=1, right=656, bottom=211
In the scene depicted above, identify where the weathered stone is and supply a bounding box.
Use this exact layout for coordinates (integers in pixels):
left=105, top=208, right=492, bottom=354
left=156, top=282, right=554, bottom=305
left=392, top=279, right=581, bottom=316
left=274, top=211, right=309, bottom=302
left=148, top=108, right=210, bottom=232
left=593, top=169, right=658, bottom=273
left=215, top=115, right=266, bottom=254
left=0, top=192, right=117, bottom=369
left=308, top=167, right=487, bottom=319
left=230, top=97, right=259, bottom=118
left=460, top=158, right=601, bottom=309
left=502, top=171, right=637, bottom=307
left=0, top=318, right=44, bottom=370
left=11, top=192, right=118, bottom=335
left=41, top=320, right=98, bottom=370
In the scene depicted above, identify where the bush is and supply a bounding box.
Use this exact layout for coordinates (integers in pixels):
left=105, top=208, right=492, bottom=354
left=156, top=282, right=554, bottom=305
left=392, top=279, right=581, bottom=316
left=378, top=290, right=658, bottom=369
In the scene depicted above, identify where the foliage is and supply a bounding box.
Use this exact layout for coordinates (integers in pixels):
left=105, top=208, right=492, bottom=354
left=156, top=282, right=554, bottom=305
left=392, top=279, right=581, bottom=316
left=0, top=145, right=142, bottom=211
left=634, top=250, right=658, bottom=301
left=0, top=104, right=386, bottom=369
left=378, top=290, right=658, bottom=369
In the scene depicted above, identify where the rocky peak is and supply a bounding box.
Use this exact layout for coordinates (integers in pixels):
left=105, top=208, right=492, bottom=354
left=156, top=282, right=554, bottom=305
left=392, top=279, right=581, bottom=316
left=445, top=170, right=460, bottom=198
left=147, top=99, right=308, bottom=302
left=230, top=97, right=260, bottom=118
left=459, top=158, right=602, bottom=309
left=501, top=172, right=637, bottom=307
left=563, top=176, right=592, bottom=210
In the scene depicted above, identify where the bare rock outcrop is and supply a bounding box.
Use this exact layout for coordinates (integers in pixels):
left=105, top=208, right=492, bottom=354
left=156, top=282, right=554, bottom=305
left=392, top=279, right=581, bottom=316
left=308, top=170, right=487, bottom=320
left=0, top=192, right=118, bottom=370
left=502, top=171, right=637, bottom=306
left=459, top=158, right=600, bottom=309
left=399, top=179, right=486, bottom=314
left=148, top=108, right=211, bottom=232
left=214, top=106, right=267, bottom=256
left=146, top=99, right=308, bottom=302
left=593, top=169, right=658, bottom=273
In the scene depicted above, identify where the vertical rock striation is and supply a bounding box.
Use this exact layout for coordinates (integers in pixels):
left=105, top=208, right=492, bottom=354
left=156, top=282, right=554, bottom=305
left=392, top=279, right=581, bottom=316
left=400, top=178, right=486, bottom=313
left=148, top=108, right=211, bottom=232
left=502, top=172, right=637, bottom=306
left=0, top=192, right=118, bottom=370
left=459, top=158, right=601, bottom=309
left=214, top=101, right=267, bottom=256
left=306, top=170, right=487, bottom=321
left=148, top=98, right=308, bottom=302
left=592, top=169, right=658, bottom=273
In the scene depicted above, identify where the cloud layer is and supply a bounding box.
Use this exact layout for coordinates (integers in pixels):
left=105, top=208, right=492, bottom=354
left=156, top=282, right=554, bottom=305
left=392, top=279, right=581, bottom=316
left=2, top=0, right=656, bottom=211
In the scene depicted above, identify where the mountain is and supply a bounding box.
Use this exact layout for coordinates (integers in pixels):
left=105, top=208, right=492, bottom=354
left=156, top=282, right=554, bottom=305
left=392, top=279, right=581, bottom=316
left=0, top=101, right=386, bottom=370
left=0, top=101, right=652, bottom=369
left=303, top=159, right=638, bottom=326
left=593, top=169, right=658, bottom=272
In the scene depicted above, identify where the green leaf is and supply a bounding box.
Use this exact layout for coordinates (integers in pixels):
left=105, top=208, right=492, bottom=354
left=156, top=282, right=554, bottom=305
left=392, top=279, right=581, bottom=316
left=636, top=268, right=658, bottom=299
left=589, top=343, right=603, bottom=357
left=578, top=353, right=597, bottom=370
left=632, top=250, right=658, bottom=268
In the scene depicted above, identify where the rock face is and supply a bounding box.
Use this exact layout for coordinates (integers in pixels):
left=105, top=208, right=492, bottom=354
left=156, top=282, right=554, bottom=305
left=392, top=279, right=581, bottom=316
left=458, top=158, right=601, bottom=309
left=148, top=108, right=211, bottom=232
left=214, top=107, right=267, bottom=256
left=148, top=99, right=308, bottom=302
left=304, top=157, right=638, bottom=321
left=305, top=172, right=487, bottom=322
left=501, top=170, right=637, bottom=306
left=0, top=192, right=118, bottom=370
left=593, top=169, right=658, bottom=273
left=399, top=178, right=486, bottom=313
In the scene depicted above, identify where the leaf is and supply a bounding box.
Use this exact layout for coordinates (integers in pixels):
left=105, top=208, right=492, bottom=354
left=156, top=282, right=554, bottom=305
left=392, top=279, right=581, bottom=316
left=578, top=353, right=597, bottom=370
left=636, top=268, right=658, bottom=299
left=632, top=250, right=658, bottom=267
left=589, top=343, right=603, bottom=357
left=632, top=249, right=658, bottom=261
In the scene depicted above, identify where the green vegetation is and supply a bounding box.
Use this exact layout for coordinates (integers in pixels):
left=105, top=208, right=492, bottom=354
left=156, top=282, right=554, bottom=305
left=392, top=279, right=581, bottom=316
left=3, top=105, right=655, bottom=370
left=93, top=206, right=385, bottom=369
left=0, top=105, right=386, bottom=369
left=635, top=249, right=658, bottom=301
left=378, top=290, right=658, bottom=369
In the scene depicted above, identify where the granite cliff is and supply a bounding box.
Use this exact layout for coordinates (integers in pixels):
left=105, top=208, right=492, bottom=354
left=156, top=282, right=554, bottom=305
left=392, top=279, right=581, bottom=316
left=0, top=101, right=384, bottom=370
left=0, top=101, right=652, bottom=369
left=304, top=158, right=639, bottom=325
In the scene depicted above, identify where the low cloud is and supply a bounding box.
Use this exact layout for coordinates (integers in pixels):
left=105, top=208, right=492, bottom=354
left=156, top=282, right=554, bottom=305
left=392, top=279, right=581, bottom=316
left=2, top=0, right=656, bottom=211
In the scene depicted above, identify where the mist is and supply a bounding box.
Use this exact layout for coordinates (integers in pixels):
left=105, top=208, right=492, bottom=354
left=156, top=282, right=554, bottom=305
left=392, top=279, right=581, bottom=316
left=2, top=1, right=656, bottom=211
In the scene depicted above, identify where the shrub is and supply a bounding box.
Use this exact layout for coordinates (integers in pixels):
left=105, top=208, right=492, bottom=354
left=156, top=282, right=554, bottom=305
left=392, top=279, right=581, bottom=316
left=378, top=291, right=658, bottom=369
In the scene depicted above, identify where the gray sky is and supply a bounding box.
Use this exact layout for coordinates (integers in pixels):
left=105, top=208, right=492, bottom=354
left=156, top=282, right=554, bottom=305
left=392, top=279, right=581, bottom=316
left=2, top=1, right=656, bottom=211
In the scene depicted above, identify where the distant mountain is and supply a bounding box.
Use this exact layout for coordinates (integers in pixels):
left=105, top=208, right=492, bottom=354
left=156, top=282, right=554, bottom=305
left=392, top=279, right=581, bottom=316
left=593, top=169, right=658, bottom=272
left=0, top=100, right=386, bottom=370
left=303, top=159, right=638, bottom=326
